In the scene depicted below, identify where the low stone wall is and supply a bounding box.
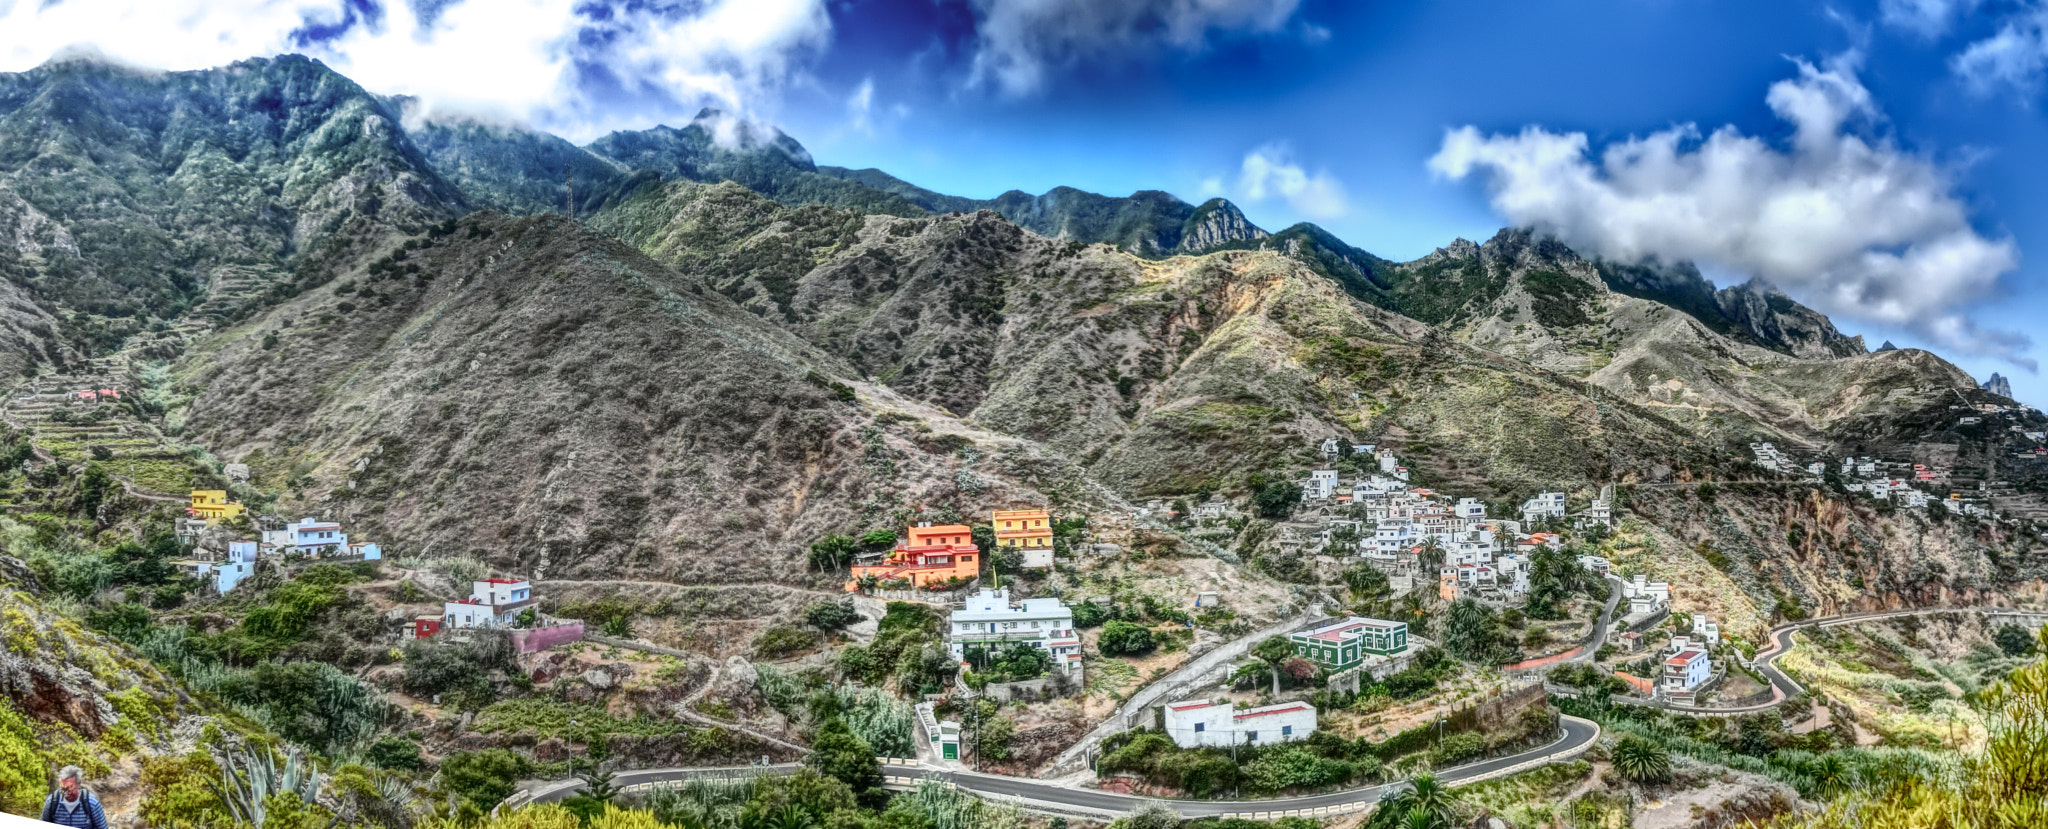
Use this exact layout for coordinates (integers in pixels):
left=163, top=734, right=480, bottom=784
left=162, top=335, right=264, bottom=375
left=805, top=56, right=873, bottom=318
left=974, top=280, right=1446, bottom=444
left=869, top=578, right=981, bottom=604
left=979, top=676, right=1078, bottom=702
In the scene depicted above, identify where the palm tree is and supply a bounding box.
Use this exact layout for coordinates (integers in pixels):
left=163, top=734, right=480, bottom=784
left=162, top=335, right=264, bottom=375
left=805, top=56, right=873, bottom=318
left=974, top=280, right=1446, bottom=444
left=1374, top=771, right=1456, bottom=829
left=1415, top=537, right=1446, bottom=576
left=1811, top=753, right=1849, bottom=799
left=1610, top=735, right=1672, bottom=783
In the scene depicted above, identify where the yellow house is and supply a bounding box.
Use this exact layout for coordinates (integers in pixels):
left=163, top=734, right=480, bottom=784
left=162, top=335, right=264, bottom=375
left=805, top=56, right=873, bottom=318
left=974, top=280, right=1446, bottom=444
left=189, top=490, right=245, bottom=522
left=992, top=508, right=1054, bottom=568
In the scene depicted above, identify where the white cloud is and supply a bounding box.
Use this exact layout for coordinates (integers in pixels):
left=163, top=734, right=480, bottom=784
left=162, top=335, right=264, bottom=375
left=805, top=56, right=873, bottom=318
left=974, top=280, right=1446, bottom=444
left=1236, top=143, right=1347, bottom=220
left=847, top=76, right=875, bottom=134
left=963, top=0, right=1303, bottom=96
left=1953, top=5, right=2048, bottom=97
left=1880, top=0, right=1980, bottom=38
left=1429, top=57, right=2033, bottom=369
left=0, top=0, right=832, bottom=141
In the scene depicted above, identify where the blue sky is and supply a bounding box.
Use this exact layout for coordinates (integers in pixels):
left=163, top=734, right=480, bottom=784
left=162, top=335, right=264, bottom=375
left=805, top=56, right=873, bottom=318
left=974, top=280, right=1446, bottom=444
left=0, top=0, right=2042, bottom=404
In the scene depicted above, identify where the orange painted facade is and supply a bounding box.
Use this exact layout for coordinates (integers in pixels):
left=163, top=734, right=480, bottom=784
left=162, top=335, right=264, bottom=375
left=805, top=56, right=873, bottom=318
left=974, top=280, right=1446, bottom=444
left=846, top=523, right=981, bottom=591
left=991, top=509, right=1053, bottom=552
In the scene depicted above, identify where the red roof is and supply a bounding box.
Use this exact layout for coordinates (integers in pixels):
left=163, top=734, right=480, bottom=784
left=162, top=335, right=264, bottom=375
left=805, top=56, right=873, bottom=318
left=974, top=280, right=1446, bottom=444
left=1666, top=649, right=1705, bottom=666
left=482, top=578, right=526, bottom=584
left=1169, top=701, right=1221, bottom=712
left=1234, top=703, right=1310, bottom=720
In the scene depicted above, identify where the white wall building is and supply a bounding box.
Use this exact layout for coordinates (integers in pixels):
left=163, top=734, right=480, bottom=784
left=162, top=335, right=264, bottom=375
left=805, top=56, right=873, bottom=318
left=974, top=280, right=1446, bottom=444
left=1303, top=470, right=1340, bottom=501
left=1161, top=699, right=1317, bottom=749
left=444, top=578, right=539, bottom=629
left=1522, top=492, right=1567, bottom=524
left=948, top=588, right=1083, bottom=679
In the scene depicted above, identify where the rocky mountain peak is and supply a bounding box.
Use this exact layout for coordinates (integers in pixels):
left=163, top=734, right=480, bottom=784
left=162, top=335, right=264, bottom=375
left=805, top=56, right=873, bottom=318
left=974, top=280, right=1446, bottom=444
left=1713, top=279, right=1864, bottom=360
left=1877, top=340, right=1899, bottom=351
left=1177, top=198, right=1268, bottom=252
left=1984, top=372, right=2014, bottom=399
left=1419, top=238, right=1481, bottom=265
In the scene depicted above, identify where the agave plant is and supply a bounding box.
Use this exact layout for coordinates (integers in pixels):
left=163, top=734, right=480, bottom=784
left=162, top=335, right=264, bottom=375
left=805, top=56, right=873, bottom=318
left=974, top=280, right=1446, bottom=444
left=209, top=747, right=331, bottom=828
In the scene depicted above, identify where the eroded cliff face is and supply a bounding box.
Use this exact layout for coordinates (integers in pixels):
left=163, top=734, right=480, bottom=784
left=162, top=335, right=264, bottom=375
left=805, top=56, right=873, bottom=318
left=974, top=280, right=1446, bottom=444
left=1625, top=485, right=2048, bottom=637
left=1177, top=199, right=1268, bottom=252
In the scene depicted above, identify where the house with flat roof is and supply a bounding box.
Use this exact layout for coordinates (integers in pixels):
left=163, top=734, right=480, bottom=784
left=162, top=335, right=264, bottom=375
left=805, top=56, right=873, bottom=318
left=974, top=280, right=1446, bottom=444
left=1289, top=616, right=1408, bottom=672
left=1160, top=699, right=1317, bottom=749
left=947, top=588, right=1082, bottom=679
left=444, top=578, right=539, bottom=629
left=188, top=490, right=246, bottom=522
left=846, top=523, right=981, bottom=591
left=992, top=509, right=1054, bottom=569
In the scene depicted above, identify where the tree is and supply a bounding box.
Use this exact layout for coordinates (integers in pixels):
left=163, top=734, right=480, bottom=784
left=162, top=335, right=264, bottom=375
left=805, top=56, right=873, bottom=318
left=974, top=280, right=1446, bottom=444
left=1609, top=735, right=1671, bottom=784
left=1344, top=563, right=1394, bottom=614
left=1414, top=538, right=1445, bottom=576
left=1371, top=771, right=1457, bottom=829
left=804, top=599, right=860, bottom=632
left=805, top=716, right=881, bottom=796
left=1398, top=591, right=1433, bottom=637
left=1253, top=636, right=1296, bottom=696
left=364, top=736, right=423, bottom=771
left=1099, top=621, right=1157, bottom=656
left=1252, top=480, right=1303, bottom=519
left=1994, top=624, right=2038, bottom=657
left=807, top=534, right=858, bottom=572
left=1441, top=598, right=1520, bottom=666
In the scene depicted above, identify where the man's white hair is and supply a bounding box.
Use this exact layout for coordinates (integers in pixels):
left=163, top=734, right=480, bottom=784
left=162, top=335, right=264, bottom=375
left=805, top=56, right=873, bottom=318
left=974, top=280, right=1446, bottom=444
left=56, top=765, right=82, bottom=783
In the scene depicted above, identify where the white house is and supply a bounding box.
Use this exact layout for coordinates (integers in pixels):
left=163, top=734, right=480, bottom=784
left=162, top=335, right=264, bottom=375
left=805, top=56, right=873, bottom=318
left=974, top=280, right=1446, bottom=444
left=947, top=588, right=1083, bottom=679
left=1621, top=574, right=1671, bottom=615
left=1521, top=492, right=1567, bottom=524
left=1378, top=449, right=1399, bottom=474
left=1576, top=554, right=1611, bottom=575
left=1303, top=470, right=1340, bottom=501
left=216, top=541, right=259, bottom=593
left=1663, top=648, right=1711, bottom=702
left=1318, top=437, right=1341, bottom=460
left=265, top=517, right=349, bottom=554
left=1690, top=614, right=1721, bottom=647
left=443, top=578, right=539, bottom=629
left=1161, top=699, right=1317, bottom=748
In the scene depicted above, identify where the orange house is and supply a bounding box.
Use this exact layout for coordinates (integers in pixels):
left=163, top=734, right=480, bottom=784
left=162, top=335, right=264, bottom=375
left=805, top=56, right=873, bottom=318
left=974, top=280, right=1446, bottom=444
left=846, top=523, right=981, bottom=591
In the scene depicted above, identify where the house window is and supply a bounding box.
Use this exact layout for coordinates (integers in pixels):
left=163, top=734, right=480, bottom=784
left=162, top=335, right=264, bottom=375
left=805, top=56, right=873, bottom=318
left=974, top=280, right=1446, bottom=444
left=1246, top=731, right=1258, bottom=742
left=1282, top=725, right=1293, bottom=736
left=1193, top=723, right=1204, bottom=732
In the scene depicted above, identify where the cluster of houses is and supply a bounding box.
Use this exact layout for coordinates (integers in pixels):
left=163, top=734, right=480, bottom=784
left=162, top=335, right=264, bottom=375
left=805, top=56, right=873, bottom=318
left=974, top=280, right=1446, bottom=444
left=172, top=508, right=384, bottom=595
left=1264, top=441, right=1617, bottom=603
left=1751, top=443, right=2003, bottom=516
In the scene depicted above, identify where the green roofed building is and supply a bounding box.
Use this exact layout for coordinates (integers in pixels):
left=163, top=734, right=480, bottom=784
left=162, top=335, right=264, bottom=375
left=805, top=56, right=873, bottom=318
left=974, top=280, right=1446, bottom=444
left=1289, top=616, right=1407, bottom=671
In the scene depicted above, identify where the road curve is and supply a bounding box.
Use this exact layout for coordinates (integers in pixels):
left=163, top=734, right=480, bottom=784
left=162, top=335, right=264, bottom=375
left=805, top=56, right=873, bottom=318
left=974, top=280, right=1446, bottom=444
left=519, top=716, right=1601, bottom=818
left=1654, top=605, right=2048, bottom=716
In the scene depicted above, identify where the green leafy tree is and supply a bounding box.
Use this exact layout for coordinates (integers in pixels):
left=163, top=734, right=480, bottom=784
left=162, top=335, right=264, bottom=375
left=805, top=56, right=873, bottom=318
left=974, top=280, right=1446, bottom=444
left=1099, top=620, right=1157, bottom=657
left=1344, top=563, right=1394, bottom=615
left=364, top=736, right=423, bottom=771
left=1253, top=635, right=1295, bottom=696
left=1994, top=624, right=2038, bottom=658
left=1251, top=480, right=1303, bottom=520
left=805, top=717, right=882, bottom=797
left=807, top=535, right=858, bottom=572
left=1609, top=735, right=1671, bottom=784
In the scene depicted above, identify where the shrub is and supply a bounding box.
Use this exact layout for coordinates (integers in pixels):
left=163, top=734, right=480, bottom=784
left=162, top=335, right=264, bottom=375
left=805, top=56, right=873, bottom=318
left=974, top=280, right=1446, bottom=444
left=1610, top=734, right=1671, bottom=783
left=753, top=624, right=816, bottom=659
left=1099, top=621, right=1157, bottom=657
left=1431, top=733, right=1483, bottom=766
left=1993, top=624, right=2037, bottom=658
left=365, top=736, right=425, bottom=771
left=441, top=749, right=533, bottom=811
left=803, top=599, right=860, bottom=632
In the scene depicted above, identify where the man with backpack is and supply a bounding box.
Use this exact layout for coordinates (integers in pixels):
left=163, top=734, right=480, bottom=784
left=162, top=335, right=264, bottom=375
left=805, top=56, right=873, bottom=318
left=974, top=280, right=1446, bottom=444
left=39, top=766, right=108, bottom=829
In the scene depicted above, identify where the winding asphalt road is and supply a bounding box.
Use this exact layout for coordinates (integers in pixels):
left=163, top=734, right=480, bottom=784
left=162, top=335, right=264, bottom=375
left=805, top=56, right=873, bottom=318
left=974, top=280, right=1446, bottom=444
left=1634, top=605, right=2048, bottom=716
left=519, top=716, right=1602, bottom=819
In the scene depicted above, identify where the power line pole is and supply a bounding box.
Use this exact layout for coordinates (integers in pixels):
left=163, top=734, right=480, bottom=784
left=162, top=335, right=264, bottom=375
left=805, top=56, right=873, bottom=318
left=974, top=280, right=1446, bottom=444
left=564, top=163, right=574, bottom=218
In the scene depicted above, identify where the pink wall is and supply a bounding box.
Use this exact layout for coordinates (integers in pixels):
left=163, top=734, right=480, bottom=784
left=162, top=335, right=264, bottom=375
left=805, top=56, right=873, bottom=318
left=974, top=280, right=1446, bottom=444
left=511, top=623, right=585, bottom=653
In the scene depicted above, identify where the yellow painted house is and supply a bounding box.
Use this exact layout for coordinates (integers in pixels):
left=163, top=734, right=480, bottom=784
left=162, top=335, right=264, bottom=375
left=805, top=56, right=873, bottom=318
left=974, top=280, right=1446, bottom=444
left=189, top=490, right=246, bottom=522
left=992, top=508, right=1054, bottom=568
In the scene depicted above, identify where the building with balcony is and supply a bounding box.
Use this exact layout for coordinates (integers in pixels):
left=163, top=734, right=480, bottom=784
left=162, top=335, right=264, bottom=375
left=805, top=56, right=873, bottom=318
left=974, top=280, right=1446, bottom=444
left=847, top=523, right=981, bottom=591
left=992, top=509, right=1054, bottom=569
left=946, top=588, right=1082, bottom=679
left=444, top=578, right=538, bottom=629
left=188, top=490, right=246, bottom=522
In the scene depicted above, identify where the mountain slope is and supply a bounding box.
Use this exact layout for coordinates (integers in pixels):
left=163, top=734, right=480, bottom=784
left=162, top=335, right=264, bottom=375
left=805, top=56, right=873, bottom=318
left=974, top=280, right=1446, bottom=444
left=168, top=212, right=1095, bottom=583
left=594, top=182, right=1720, bottom=498
left=0, top=54, right=463, bottom=363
